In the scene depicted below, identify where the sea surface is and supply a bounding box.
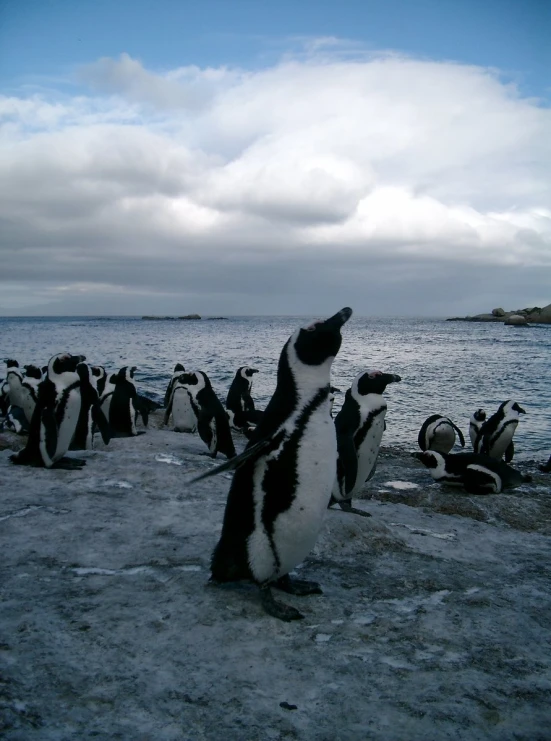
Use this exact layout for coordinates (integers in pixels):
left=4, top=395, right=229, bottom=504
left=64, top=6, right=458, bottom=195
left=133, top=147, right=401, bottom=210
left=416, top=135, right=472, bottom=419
left=1, top=315, right=550, bottom=460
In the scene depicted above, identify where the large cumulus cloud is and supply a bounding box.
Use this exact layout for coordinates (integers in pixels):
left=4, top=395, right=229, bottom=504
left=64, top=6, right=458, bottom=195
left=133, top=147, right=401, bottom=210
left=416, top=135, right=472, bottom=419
left=0, top=48, right=550, bottom=315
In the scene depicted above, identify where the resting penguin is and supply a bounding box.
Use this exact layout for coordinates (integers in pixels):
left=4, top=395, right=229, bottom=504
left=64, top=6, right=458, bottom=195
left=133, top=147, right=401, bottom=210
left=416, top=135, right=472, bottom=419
left=10, top=352, right=87, bottom=469
left=109, top=366, right=144, bottom=437
left=474, top=400, right=526, bottom=461
left=330, top=370, right=401, bottom=517
left=469, top=409, right=487, bottom=449
left=226, top=366, right=263, bottom=436
left=193, top=307, right=353, bottom=622
left=414, top=450, right=531, bottom=494
left=1, top=405, right=29, bottom=435
left=178, top=371, right=236, bottom=458
left=418, top=414, right=465, bottom=454
left=164, top=374, right=197, bottom=432
left=164, top=363, right=186, bottom=408
left=71, top=362, right=111, bottom=450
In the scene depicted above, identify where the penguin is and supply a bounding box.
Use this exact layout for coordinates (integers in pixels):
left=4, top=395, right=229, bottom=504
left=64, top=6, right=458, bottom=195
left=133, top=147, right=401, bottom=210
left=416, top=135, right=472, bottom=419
left=330, top=370, right=401, bottom=516
left=178, top=371, right=236, bottom=458
left=91, top=365, right=107, bottom=397
left=1, top=405, right=29, bottom=434
left=10, top=352, right=87, bottom=469
left=195, top=307, right=353, bottom=622
left=474, top=400, right=526, bottom=461
left=164, top=374, right=197, bottom=432
left=70, top=362, right=111, bottom=450
left=164, top=363, right=186, bottom=408
left=225, top=367, right=263, bottom=435
left=18, top=364, right=43, bottom=424
left=414, top=450, right=531, bottom=494
left=109, top=366, right=143, bottom=437
left=418, top=414, right=465, bottom=454
left=469, top=409, right=486, bottom=449
left=100, top=372, right=117, bottom=420
left=134, top=393, right=161, bottom=428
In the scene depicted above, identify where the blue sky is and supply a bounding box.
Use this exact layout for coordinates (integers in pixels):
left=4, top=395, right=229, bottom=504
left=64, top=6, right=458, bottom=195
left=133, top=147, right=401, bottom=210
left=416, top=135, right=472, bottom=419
left=1, top=0, right=549, bottom=98
left=0, top=0, right=549, bottom=315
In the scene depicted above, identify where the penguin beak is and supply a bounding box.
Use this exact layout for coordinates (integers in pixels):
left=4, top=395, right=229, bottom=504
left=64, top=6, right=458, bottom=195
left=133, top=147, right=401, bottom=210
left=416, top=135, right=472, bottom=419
left=518, top=405, right=526, bottom=414
left=323, top=307, right=353, bottom=330
left=386, top=374, right=402, bottom=384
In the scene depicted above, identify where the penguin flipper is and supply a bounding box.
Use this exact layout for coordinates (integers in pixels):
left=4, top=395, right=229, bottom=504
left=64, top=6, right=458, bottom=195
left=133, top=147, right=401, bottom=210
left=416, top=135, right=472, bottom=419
left=452, top=423, right=466, bottom=448
left=92, top=404, right=111, bottom=445
left=505, top=441, right=514, bottom=463
left=338, top=434, right=358, bottom=496
left=189, top=435, right=278, bottom=483
left=40, top=407, right=58, bottom=466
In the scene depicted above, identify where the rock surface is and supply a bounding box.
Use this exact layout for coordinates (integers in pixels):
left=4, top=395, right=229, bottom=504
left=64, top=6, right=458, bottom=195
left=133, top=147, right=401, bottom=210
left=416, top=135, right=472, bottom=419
left=1, top=415, right=550, bottom=740
left=505, top=314, right=529, bottom=326
left=448, top=302, right=551, bottom=324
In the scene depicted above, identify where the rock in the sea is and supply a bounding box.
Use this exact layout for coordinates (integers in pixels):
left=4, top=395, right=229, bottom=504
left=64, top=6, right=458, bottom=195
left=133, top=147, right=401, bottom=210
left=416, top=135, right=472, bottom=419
left=505, top=314, right=529, bottom=326
left=492, top=307, right=506, bottom=317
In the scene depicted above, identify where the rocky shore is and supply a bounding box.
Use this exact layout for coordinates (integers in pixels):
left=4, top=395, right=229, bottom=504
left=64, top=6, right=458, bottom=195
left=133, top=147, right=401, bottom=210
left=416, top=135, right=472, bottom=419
left=1, top=415, right=550, bottom=740
left=447, top=303, right=551, bottom=325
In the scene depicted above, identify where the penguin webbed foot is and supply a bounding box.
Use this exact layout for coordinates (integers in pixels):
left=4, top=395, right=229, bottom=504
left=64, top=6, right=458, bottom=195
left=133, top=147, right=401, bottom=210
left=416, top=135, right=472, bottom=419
left=274, top=574, right=322, bottom=596
left=260, top=585, right=304, bottom=622
left=51, top=457, right=87, bottom=470
left=335, top=499, right=372, bottom=518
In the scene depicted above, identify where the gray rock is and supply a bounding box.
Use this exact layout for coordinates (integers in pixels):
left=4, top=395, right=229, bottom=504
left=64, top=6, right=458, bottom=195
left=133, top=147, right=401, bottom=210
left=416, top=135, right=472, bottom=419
left=492, top=308, right=505, bottom=317
left=505, top=314, right=529, bottom=326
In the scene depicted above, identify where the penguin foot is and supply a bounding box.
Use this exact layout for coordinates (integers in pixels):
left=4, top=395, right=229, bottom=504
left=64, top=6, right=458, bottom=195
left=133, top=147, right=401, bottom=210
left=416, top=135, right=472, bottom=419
left=337, top=500, right=372, bottom=518
left=51, top=457, right=87, bottom=470
left=274, top=574, right=322, bottom=596
left=260, top=585, right=304, bottom=622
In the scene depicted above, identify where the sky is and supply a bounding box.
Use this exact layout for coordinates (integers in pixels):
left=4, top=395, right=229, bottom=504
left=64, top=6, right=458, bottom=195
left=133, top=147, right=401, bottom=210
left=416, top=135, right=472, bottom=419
left=0, top=0, right=550, bottom=316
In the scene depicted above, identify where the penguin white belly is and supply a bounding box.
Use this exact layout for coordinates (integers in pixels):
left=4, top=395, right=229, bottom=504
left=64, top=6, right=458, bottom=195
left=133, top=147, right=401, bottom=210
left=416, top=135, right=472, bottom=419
left=172, top=389, right=197, bottom=432
left=54, top=389, right=81, bottom=462
left=354, top=415, right=386, bottom=494
left=249, top=403, right=336, bottom=582
left=429, top=422, right=456, bottom=454
left=488, top=422, right=517, bottom=459
left=101, top=393, right=113, bottom=420
left=469, top=424, right=479, bottom=449
left=129, top=398, right=137, bottom=435
left=7, top=376, right=24, bottom=408
left=19, top=387, right=37, bottom=424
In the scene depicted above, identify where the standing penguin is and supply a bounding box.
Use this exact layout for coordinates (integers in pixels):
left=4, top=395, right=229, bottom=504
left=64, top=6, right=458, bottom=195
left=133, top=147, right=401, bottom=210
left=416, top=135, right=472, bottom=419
left=469, top=409, right=487, bottom=449
left=179, top=371, right=236, bottom=458
left=418, top=414, right=465, bottom=454
left=330, top=370, right=401, bottom=516
left=92, top=366, right=107, bottom=397
left=71, top=362, right=111, bottom=450
left=194, top=307, right=353, bottom=621
left=414, top=450, right=531, bottom=494
left=226, top=366, right=262, bottom=435
left=109, top=366, right=143, bottom=437
left=10, top=352, right=87, bottom=469
left=474, top=400, right=526, bottom=461
left=100, top=372, right=117, bottom=420
left=164, top=363, right=186, bottom=408
left=164, top=373, right=197, bottom=432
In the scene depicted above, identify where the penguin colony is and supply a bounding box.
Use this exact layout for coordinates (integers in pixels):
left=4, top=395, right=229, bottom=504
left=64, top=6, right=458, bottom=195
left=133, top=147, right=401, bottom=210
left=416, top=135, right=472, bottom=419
left=1, top=308, right=546, bottom=621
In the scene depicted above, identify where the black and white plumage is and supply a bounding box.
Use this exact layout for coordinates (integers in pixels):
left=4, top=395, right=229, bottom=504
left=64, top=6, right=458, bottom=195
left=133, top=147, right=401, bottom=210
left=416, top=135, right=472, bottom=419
left=328, top=386, right=340, bottom=417
left=109, top=366, right=142, bottom=437
left=99, top=373, right=117, bottom=421
left=330, top=370, right=401, bottom=516
left=226, top=366, right=263, bottom=436
left=179, top=371, right=236, bottom=458
left=10, top=352, right=87, bottom=469
left=414, top=450, right=531, bottom=494
left=202, top=307, right=353, bottom=621
left=164, top=373, right=197, bottom=432
left=469, top=409, right=487, bottom=449
left=71, top=362, right=111, bottom=450
left=164, top=363, right=185, bottom=408
left=1, top=405, right=29, bottom=434
left=418, top=414, right=465, bottom=454
left=474, top=400, right=526, bottom=461
left=91, top=366, right=107, bottom=397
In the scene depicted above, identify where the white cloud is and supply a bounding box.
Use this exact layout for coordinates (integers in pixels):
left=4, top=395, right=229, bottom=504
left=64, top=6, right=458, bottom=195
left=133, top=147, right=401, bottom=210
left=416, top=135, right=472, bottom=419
left=0, top=48, right=550, bottom=314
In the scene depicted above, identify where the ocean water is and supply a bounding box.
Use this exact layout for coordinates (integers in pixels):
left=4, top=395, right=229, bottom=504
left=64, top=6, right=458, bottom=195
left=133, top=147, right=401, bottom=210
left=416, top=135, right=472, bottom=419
left=1, top=314, right=550, bottom=460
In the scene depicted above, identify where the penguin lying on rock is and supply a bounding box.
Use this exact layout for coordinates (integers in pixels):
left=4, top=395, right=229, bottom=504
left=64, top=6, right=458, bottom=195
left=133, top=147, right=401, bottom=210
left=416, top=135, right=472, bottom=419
left=414, top=450, right=531, bottom=494
left=191, top=307, right=353, bottom=622
left=330, top=370, right=401, bottom=517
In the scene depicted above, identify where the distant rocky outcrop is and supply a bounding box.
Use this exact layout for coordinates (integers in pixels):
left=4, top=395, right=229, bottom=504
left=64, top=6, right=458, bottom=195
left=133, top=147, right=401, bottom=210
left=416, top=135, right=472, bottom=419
left=447, top=303, right=551, bottom=324
left=142, top=314, right=201, bottom=321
